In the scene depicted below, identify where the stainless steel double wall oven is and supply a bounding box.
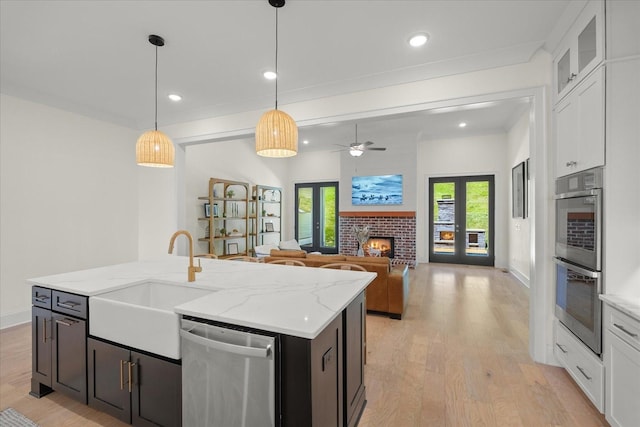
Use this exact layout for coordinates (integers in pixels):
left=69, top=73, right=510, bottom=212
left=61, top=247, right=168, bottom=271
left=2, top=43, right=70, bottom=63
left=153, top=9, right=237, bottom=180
left=554, top=167, right=603, bottom=355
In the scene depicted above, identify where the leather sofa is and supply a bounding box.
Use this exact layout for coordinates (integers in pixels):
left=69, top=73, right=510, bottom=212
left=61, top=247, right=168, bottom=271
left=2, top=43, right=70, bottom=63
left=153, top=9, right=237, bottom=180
left=264, top=250, right=410, bottom=319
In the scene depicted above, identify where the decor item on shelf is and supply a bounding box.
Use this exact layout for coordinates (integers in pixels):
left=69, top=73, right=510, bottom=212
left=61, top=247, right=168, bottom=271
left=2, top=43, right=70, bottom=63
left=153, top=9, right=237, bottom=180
left=136, top=34, right=175, bottom=168
left=227, top=242, right=239, bottom=255
left=204, top=203, right=211, bottom=218
left=219, top=228, right=226, bottom=237
left=226, top=189, right=235, bottom=198
left=255, top=0, right=298, bottom=158
left=352, top=225, right=370, bottom=257
left=265, top=222, right=274, bottom=232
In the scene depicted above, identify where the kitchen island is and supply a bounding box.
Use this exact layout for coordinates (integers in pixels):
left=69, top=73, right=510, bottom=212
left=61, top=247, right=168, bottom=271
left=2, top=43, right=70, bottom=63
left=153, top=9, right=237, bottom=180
left=28, top=255, right=374, bottom=427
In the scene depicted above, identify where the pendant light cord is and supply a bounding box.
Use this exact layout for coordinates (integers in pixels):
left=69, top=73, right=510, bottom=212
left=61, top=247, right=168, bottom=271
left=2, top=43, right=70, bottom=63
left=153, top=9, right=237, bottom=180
left=154, top=44, right=158, bottom=131
left=275, top=7, right=279, bottom=110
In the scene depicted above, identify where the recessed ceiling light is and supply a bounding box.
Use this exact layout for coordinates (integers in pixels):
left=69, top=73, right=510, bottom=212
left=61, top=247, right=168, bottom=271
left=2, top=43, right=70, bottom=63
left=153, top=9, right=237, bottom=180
left=263, top=71, right=277, bottom=80
left=168, top=94, right=182, bottom=102
left=408, top=33, right=428, bottom=48
left=459, top=122, right=467, bottom=128
left=302, top=140, right=309, bottom=145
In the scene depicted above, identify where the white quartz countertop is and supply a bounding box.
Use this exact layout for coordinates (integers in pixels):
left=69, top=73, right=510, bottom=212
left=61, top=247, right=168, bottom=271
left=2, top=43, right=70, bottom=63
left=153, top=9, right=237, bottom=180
left=28, top=256, right=375, bottom=339
left=600, top=294, right=640, bottom=322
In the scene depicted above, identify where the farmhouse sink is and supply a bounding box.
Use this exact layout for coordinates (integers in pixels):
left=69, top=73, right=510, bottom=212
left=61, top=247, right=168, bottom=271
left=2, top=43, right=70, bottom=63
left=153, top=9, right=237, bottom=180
left=89, top=281, right=214, bottom=359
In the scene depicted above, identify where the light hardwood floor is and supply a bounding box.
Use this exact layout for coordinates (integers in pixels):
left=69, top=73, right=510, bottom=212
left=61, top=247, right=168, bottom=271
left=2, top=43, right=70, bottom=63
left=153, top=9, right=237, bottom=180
left=1, top=263, right=608, bottom=426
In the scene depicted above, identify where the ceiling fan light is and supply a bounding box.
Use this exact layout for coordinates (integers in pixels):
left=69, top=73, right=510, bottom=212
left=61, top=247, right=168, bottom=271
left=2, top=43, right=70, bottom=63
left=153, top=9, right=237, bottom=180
left=136, top=130, right=175, bottom=167
left=349, top=147, right=364, bottom=157
left=256, top=109, right=298, bottom=157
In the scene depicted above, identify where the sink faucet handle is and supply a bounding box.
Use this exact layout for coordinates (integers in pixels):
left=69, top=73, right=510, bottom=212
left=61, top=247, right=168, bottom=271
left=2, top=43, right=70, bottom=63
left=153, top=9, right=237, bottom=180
left=196, top=258, right=202, bottom=272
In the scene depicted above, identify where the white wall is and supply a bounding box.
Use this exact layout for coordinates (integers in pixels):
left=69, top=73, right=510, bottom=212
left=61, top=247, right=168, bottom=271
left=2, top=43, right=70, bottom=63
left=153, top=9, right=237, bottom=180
left=507, top=110, right=532, bottom=285
left=416, top=133, right=510, bottom=267
left=137, top=156, right=179, bottom=260
left=0, top=94, right=139, bottom=327
left=339, top=132, right=417, bottom=212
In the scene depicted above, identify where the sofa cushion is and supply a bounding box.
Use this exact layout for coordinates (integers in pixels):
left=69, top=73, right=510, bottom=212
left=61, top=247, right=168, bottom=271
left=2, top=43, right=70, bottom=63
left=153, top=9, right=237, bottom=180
left=279, top=239, right=302, bottom=250
left=255, top=244, right=279, bottom=257
left=270, top=249, right=307, bottom=258
left=344, top=256, right=390, bottom=265
left=307, top=254, right=347, bottom=262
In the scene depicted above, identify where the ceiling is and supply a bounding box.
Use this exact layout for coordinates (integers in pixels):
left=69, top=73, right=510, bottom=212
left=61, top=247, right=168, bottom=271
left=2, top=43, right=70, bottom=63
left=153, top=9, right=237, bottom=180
left=0, top=1, right=568, bottom=150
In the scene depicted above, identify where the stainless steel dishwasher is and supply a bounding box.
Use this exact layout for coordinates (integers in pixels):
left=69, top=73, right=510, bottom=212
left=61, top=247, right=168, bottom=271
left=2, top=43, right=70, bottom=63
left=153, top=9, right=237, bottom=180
left=180, top=318, right=276, bottom=427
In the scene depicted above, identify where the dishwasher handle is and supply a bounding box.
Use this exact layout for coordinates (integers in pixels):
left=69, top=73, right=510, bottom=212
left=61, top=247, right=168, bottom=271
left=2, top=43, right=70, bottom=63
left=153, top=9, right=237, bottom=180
left=179, top=328, right=272, bottom=359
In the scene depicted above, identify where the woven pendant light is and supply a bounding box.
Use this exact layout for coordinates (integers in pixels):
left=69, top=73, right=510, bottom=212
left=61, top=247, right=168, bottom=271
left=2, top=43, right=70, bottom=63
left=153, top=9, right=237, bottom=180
left=256, top=0, right=298, bottom=158
left=136, top=34, right=175, bottom=168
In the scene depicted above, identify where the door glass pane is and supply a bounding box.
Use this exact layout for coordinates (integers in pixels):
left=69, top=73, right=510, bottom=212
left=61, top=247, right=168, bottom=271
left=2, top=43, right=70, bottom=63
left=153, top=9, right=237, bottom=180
left=320, top=186, right=336, bottom=249
left=578, top=17, right=596, bottom=72
left=297, top=188, right=313, bottom=246
left=557, top=49, right=571, bottom=93
left=433, top=182, right=455, bottom=255
left=465, top=181, right=489, bottom=257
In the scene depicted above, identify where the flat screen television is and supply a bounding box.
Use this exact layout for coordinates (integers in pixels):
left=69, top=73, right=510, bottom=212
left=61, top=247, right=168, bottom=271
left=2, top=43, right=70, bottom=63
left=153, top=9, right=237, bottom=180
left=352, top=174, right=403, bottom=205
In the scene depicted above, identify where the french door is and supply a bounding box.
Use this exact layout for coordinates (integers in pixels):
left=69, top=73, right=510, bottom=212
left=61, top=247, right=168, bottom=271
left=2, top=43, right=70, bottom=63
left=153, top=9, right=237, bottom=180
left=429, top=175, right=495, bottom=266
left=295, top=182, right=339, bottom=254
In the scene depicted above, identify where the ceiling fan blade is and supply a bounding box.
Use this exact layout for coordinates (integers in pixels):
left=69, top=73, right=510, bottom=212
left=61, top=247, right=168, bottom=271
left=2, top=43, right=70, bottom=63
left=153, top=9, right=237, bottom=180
left=361, top=141, right=374, bottom=146
left=366, top=147, right=387, bottom=151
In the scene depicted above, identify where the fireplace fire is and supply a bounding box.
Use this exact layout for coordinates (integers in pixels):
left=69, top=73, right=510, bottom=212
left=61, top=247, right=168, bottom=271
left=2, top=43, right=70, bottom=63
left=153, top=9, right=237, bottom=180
left=364, top=236, right=394, bottom=258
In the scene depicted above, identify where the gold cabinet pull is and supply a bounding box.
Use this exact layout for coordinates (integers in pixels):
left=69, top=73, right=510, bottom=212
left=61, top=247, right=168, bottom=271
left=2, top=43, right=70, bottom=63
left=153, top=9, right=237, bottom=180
left=120, top=360, right=125, bottom=390
left=128, top=362, right=136, bottom=393
left=55, top=318, right=76, bottom=327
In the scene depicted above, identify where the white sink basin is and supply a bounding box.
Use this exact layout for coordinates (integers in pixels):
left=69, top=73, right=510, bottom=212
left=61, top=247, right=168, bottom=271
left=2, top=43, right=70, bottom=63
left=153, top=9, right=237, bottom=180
left=89, top=281, right=214, bottom=359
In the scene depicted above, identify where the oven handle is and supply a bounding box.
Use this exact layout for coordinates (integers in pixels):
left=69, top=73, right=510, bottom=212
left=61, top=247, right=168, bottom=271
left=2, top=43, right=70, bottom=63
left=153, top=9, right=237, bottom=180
left=554, top=188, right=601, bottom=200
left=554, top=258, right=600, bottom=279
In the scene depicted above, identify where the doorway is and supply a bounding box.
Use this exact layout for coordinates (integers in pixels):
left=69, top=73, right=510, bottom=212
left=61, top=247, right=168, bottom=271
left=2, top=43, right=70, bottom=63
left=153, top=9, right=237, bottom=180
left=295, top=182, right=339, bottom=254
left=429, top=175, right=495, bottom=266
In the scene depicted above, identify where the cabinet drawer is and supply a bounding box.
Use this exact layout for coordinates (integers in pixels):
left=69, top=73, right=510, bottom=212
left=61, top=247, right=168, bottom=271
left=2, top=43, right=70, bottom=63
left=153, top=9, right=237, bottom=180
left=52, top=291, right=87, bottom=319
left=32, top=286, right=52, bottom=309
left=607, top=306, right=640, bottom=351
left=554, top=322, right=572, bottom=365
left=555, top=321, right=604, bottom=412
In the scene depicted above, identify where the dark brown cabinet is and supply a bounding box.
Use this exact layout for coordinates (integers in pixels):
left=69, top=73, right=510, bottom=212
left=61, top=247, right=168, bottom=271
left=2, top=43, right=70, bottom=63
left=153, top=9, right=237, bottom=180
left=343, top=291, right=366, bottom=427
left=88, top=338, right=182, bottom=427
left=30, top=287, right=87, bottom=403
left=31, top=306, right=52, bottom=393
left=279, top=290, right=366, bottom=427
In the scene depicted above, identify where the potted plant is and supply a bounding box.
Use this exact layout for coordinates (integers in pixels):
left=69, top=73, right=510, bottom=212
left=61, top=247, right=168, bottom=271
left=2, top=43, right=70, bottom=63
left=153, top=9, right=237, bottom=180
left=226, top=189, right=235, bottom=199
left=219, top=228, right=226, bottom=237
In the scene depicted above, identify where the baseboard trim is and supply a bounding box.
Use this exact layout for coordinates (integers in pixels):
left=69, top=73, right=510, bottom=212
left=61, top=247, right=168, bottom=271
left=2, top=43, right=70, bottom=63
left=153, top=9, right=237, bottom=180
left=1, top=309, right=30, bottom=330
left=509, top=268, right=530, bottom=289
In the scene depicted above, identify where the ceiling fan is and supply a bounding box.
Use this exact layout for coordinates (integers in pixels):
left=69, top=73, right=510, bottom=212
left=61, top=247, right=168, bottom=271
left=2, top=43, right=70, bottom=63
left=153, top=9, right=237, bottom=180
left=335, top=124, right=387, bottom=157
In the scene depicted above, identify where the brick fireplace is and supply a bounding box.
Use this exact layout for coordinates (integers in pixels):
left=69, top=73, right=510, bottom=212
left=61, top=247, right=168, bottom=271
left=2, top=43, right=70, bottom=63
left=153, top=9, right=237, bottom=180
left=339, top=211, right=416, bottom=267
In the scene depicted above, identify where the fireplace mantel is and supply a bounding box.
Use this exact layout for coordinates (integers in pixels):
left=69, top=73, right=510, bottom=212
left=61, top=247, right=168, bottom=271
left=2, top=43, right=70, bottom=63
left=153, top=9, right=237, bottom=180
left=340, top=211, right=415, bottom=218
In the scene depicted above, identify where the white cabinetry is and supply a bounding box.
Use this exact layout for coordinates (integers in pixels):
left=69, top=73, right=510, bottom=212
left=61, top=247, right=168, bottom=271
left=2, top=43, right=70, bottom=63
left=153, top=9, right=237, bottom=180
left=555, top=66, right=605, bottom=177
left=553, top=0, right=605, bottom=101
left=603, top=302, right=640, bottom=427
left=554, top=320, right=604, bottom=412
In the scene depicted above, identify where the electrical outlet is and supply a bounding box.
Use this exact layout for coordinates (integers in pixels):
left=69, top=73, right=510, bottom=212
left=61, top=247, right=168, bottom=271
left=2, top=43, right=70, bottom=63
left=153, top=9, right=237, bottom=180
left=322, top=347, right=334, bottom=372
